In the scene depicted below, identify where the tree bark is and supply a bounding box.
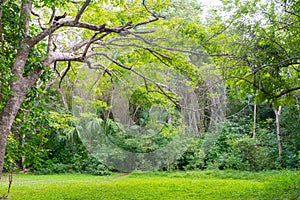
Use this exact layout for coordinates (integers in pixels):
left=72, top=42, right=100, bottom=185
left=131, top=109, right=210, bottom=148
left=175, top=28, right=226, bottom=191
left=0, top=0, right=34, bottom=178
left=253, top=104, right=257, bottom=139
left=0, top=80, right=27, bottom=178
left=274, top=105, right=282, bottom=166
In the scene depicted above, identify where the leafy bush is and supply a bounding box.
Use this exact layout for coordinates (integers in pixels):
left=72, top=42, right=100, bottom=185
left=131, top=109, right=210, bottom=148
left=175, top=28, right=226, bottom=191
left=203, top=116, right=280, bottom=171
left=172, top=139, right=206, bottom=170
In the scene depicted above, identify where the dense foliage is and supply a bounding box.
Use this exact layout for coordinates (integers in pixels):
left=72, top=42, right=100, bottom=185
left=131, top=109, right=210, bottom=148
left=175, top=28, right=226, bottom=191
left=1, top=0, right=299, bottom=175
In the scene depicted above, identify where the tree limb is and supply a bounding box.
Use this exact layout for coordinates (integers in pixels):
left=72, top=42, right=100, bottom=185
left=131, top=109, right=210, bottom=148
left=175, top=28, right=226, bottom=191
left=48, top=8, right=56, bottom=24
left=276, top=87, right=300, bottom=99
left=227, top=75, right=272, bottom=97
left=127, top=30, right=230, bottom=57
left=75, top=0, right=91, bottom=22
left=31, top=10, right=46, bottom=30
left=59, top=61, right=71, bottom=88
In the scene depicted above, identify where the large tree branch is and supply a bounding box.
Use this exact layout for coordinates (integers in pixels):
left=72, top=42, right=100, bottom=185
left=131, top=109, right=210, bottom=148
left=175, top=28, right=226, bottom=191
left=42, top=52, right=83, bottom=66
left=20, top=0, right=33, bottom=35
left=27, top=17, right=156, bottom=48
left=26, top=0, right=166, bottom=50
left=11, top=0, right=33, bottom=78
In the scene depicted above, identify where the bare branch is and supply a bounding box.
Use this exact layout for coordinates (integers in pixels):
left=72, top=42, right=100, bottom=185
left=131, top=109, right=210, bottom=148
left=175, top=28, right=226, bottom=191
left=53, top=61, right=61, bottom=77
left=71, top=40, right=89, bottom=52
left=42, top=52, right=82, bottom=66
left=276, top=87, right=300, bottom=99
left=31, top=10, right=46, bottom=30
left=142, top=0, right=163, bottom=19
left=75, top=0, right=91, bottom=22
left=101, top=42, right=171, bottom=61
left=28, top=7, right=159, bottom=48
left=284, top=9, right=300, bottom=18
left=59, top=61, right=71, bottom=88
left=84, top=60, right=124, bottom=84
left=82, top=32, right=109, bottom=57
left=54, top=12, right=67, bottom=22
left=48, top=8, right=56, bottom=24
left=127, top=30, right=230, bottom=57
left=88, top=52, right=132, bottom=70
left=71, top=30, right=155, bottom=52
left=132, top=30, right=156, bottom=34
left=105, top=42, right=174, bottom=67
left=64, top=21, right=107, bottom=31
left=132, top=17, right=160, bottom=29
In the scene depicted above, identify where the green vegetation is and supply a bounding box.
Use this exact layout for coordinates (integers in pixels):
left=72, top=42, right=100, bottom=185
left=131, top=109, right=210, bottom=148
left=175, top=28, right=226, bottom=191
left=0, top=2, right=299, bottom=198
left=1, top=171, right=299, bottom=200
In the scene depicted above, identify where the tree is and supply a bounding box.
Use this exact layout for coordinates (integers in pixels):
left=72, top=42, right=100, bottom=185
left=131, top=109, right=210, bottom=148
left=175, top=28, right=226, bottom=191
left=213, top=0, right=300, bottom=164
left=0, top=0, right=172, bottom=178
left=1, top=0, right=227, bottom=177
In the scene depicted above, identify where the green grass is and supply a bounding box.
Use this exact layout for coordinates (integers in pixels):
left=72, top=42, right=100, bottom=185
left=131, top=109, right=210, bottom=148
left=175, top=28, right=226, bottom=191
left=1, top=170, right=299, bottom=200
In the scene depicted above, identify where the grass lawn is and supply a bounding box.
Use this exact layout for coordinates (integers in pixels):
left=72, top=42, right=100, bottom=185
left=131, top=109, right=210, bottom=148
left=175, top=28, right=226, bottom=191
left=0, top=170, right=299, bottom=200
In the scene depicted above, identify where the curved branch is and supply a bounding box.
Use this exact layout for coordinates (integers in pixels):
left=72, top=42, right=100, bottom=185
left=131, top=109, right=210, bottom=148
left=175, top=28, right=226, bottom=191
left=31, top=10, right=46, bottom=30
left=59, top=61, right=71, bottom=88
left=142, top=0, right=164, bottom=19
left=276, top=87, right=300, bottom=98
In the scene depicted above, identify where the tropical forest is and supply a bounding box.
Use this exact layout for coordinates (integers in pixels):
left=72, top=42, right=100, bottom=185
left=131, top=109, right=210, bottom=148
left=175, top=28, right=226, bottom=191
left=0, top=0, right=299, bottom=199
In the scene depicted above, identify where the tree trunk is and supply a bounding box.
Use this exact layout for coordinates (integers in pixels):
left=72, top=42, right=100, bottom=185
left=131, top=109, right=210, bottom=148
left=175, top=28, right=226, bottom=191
left=0, top=0, right=34, bottom=179
left=0, top=83, right=27, bottom=178
left=274, top=105, right=282, bottom=165
left=21, top=134, right=26, bottom=171
left=253, top=104, right=257, bottom=139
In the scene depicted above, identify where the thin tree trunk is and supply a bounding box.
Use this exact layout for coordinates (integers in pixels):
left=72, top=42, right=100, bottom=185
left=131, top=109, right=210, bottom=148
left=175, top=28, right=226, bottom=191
left=58, top=88, right=69, bottom=110
left=274, top=105, right=282, bottom=165
left=21, top=134, right=26, bottom=171
left=253, top=104, right=257, bottom=139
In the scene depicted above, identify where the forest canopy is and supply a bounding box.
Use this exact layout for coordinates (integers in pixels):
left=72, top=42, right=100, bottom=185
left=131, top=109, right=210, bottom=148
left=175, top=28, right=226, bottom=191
left=0, top=0, right=299, bottom=177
